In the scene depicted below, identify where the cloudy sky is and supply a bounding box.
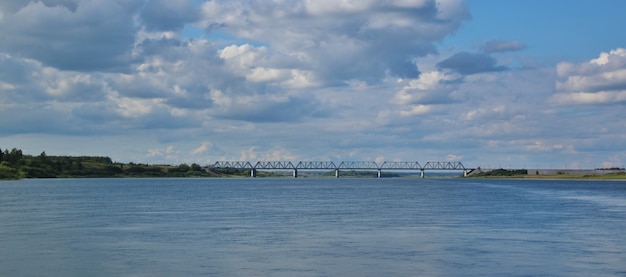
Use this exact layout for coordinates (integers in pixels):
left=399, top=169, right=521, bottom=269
left=1, top=0, right=625, bottom=169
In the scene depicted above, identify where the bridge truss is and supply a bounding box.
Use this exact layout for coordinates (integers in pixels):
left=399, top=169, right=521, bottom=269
left=211, top=161, right=470, bottom=178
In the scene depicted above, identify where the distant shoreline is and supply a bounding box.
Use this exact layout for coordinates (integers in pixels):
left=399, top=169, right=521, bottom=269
left=471, top=175, right=626, bottom=181
left=3, top=147, right=625, bottom=181
left=467, top=168, right=626, bottom=180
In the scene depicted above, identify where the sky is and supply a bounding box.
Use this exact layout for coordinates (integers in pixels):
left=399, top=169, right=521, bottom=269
left=1, top=0, right=625, bottom=169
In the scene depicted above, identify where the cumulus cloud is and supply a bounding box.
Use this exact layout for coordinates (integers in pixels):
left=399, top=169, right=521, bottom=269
left=389, top=69, right=461, bottom=120
left=0, top=0, right=472, bottom=136
left=0, top=0, right=141, bottom=71
left=219, top=44, right=319, bottom=88
left=0, top=0, right=80, bottom=14
left=208, top=89, right=326, bottom=123
left=191, top=142, right=212, bottom=155
left=446, top=154, right=463, bottom=161
left=147, top=145, right=181, bottom=162
left=201, top=0, right=470, bottom=83
left=462, top=105, right=507, bottom=121
left=553, top=48, right=626, bottom=105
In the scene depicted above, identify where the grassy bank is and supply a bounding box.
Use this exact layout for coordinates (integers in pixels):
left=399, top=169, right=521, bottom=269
left=517, top=172, right=626, bottom=180
left=469, top=168, right=626, bottom=180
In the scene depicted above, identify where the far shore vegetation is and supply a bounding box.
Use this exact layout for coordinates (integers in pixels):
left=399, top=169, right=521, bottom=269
left=0, top=147, right=256, bottom=180
left=469, top=168, right=626, bottom=180
left=2, top=146, right=625, bottom=180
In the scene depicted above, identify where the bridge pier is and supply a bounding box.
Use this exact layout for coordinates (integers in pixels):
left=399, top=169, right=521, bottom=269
left=463, top=170, right=468, bottom=177
left=293, top=169, right=298, bottom=178
left=420, top=169, right=424, bottom=178
left=251, top=169, right=257, bottom=178
left=377, top=169, right=382, bottom=178
left=335, top=169, right=340, bottom=178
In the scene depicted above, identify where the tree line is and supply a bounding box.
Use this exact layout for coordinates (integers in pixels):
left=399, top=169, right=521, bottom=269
left=0, top=147, right=249, bottom=180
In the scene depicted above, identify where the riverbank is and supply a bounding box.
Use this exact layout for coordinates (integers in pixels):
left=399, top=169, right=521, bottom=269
left=510, top=173, right=626, bottom=180
left=468, top=168, right=626, bottom=180
left=0, top=147, right=255, bottom=180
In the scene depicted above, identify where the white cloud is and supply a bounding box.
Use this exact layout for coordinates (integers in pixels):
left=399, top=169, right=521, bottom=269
left=304, top=0, right=374, bottom=15
left=552, top=90, right=626, bottom=105
left=202, top=0, right=469, bottom=82
left=591, top=48, right=626, bottom=66
left=601, top=154, right=624, bottom=169
left=209, top=89, right=232, bottom=107
left=554, top=48, right=626, bottom=105
left=219, top=44, right=319, bottom=88
left=148, top=145, right=179, bottom=159
left=262, top=148, right=297, bottom=161
left=556, top=69, right=626, bottom=92
left=239, top=147, right=258, bottom=161
left=384, top=68, right=461, bottom=123
left=462, top=105, right=506, bottom=121
left=408, top=71, right=453, bottom=91
left=246, top=67, right=289, bottom=83
left=446, top=154, right=463, bottom=161
left=280, top=70, right=319, bottom=89
left=525, top=141, right=576, bottom=154
left=375, top=156, right=385, bottom=163
left=191, top=142, right=212, bottom=155
left=400, top=105, right=433, bottom=116
left=111, top=95, right=161, bottom=118
left=219, top=44, right=268, bottom=69
left=0, top=81, right=15, bottom=90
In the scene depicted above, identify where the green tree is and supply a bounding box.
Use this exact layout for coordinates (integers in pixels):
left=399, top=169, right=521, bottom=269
left=2, top=149, right=8, bottom=162
left=178, top=163, right=190, bottom=172
left=39, top=151, right=48, bottom=163
left=5, top=148, right=23, bottom=164
left=190, top=163, right=203, bottom=171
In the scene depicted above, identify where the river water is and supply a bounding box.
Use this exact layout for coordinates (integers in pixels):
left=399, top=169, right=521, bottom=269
left=1, top=178, right=625, bottom=276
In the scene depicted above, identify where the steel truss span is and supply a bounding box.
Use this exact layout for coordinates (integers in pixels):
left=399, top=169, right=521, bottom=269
left=212, top=161, right=467, bottom=171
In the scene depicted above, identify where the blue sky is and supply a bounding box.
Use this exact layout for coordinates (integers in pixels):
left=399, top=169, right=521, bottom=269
left=445, top=0, right=626, bottom=61
left=1, top=0, right=625, bottom=169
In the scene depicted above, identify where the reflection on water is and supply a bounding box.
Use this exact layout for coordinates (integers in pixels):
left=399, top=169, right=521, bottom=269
left=1, top=178, right=625, bottom=276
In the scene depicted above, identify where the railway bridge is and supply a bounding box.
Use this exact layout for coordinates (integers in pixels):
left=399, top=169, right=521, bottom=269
left=210, top=161, right=473, bottom=178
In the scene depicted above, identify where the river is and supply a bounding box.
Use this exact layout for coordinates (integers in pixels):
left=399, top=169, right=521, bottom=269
left=1, top=178, right=625, bottom=276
